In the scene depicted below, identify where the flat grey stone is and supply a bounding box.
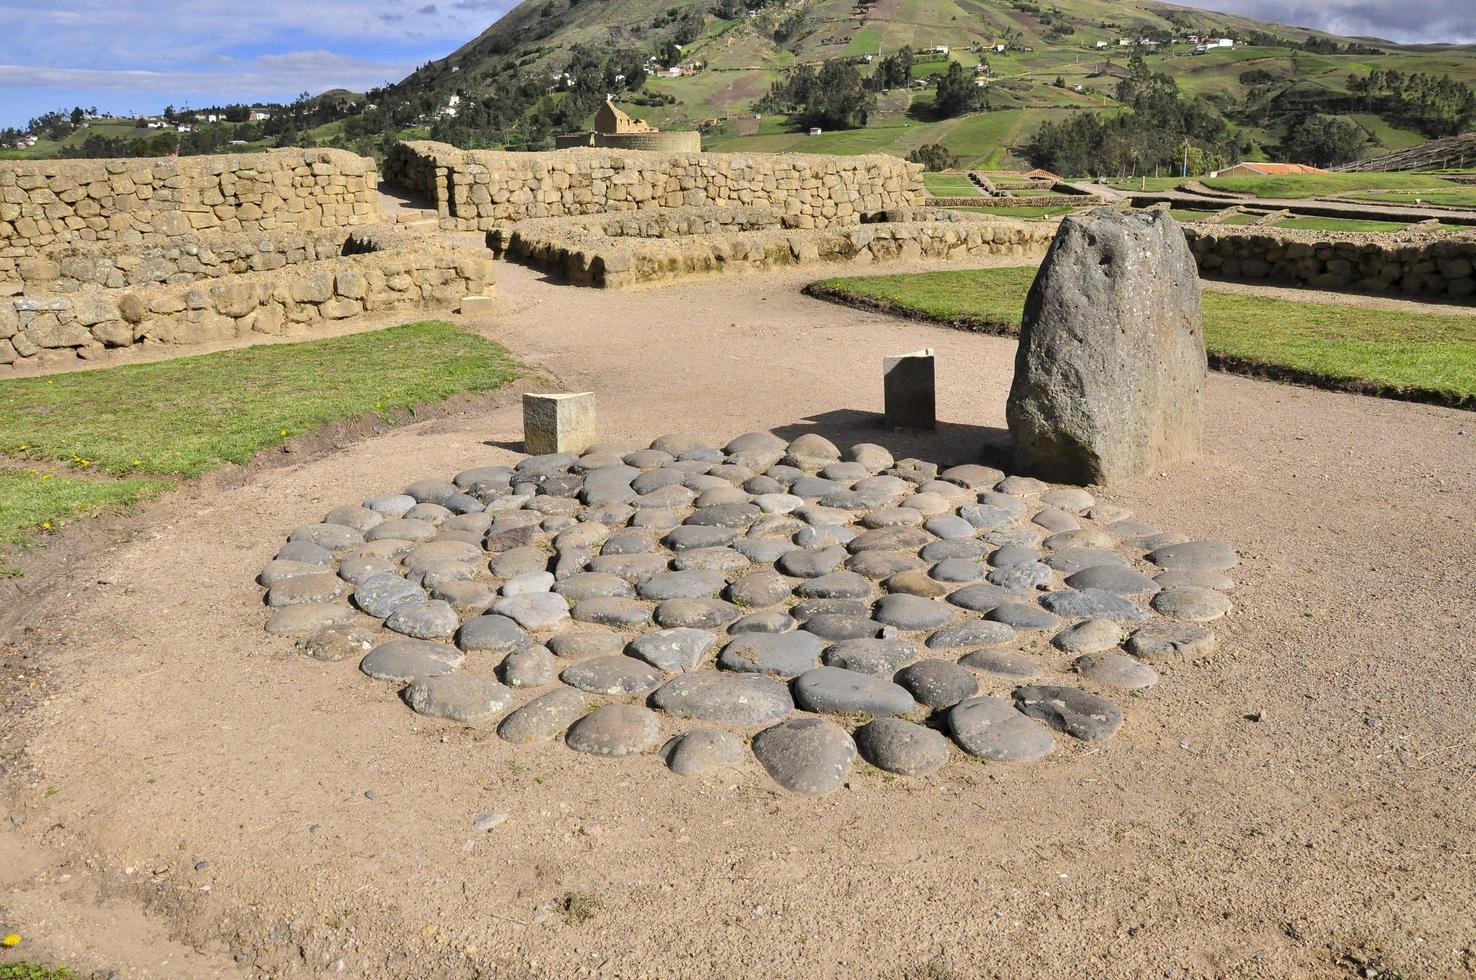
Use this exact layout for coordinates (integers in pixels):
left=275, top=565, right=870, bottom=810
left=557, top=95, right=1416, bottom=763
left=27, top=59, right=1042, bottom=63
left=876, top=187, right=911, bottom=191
left=894, top=659, right=977, bottom=709
left=929, top=558, right=983, bottom=583
left=296, top=623, right=376, bottom=661
left=560, top=655, right=662, bottom=695
left=654, top=597, right=741, bottom=629
left=988, top=544, right=1043, bottom=569
left=566, top=703, right=661, bottom=756
left=1039, top=589, right=1149, bottom=622
left=1044, top=548, right=1131, bottom=574
left=847, top=550, right=927, bottom=580
left=638, top=569, right=727, bottom=600
left=926, top=619, right=1017, bottom=650
left=986, top=563, right=1053, bottom=591
left=854, top=718, right=952, bottom=776
left=794, top=525, right=855, bottom=548
left=957, top=504, right=1018, bottom=531
left=847, top=526, right=931, bottom=554
left=730, top=611, right=798, bottom=634
left=364, top=494, right=417, bottom=517
left=751, top=717, right=856, bottom=796
left=456, top=614, right=533, bottom=653
left=354, top=573, right=426, bottom=619
left=324, top=505, right=384, bottom=533
left=587, top=553, right=670, bottom=581
left=987, top=602, right=1060, bottom=631
left=795, top=571, right=872, bottom=599
left=718, top=631, right=823, bottom=678
left=1074, top=652, right=1159, bottom=690
left=404, top=675, right=513, bottom=723
left=1014, top=685, right=1123, bottom=742
left=571, top=597, right=653, bottom=628
left=924, top=515, right=976, bottom=540
left=266, top=571, right=348, bottom=608
left=433, top=580, right=498, bottom=611
left=663, top=730, right=746, bottom=776
left=873, top=594, right=954, bottom=631
left=946, top=582, right=1030, bottom=613
left=685, top=503, right=760, bottom=529
left=884, top=569, right=951, bottom=598
left=259, top=558, right=330, bottom=588
left=265, top=602, right=354, bottom=636
left=628, top=628, right=717, bottom=672
left=1052, top=619, right=1124, bottom=654
left=778, top=546, right=847, bottom=578
left=360, top=640, right=464, bottom=683
left=959, top=649, right=1043, bottom=678
left=663, top=525, right=737, bottom=551
left=366, top=518, right=437, bottom=544
left=1065, top=564, right=1160, bottom=594
left=651, top=671, right=793, bottom=725
left=545, top=631, right=623, bottom=660
left=940, top=464, right=1003, bottom=489
left=1124, top=621, right=1216, bottom=662
left=385, top=599, right=460, bottom=639
left=1031, top=507, right=1080, bottom=533
left=728, top=569, right=793, bottom=607
left=921, top=539, right=987, bottom=561
left=502, top=571, right=555, bottom=596
left=404, top=540, right=482, bottom=570
left=289, top=522, right=364, bottom=551
left=863, top=507, right=925, bottom=528
left=490, top=546, right=550, bottom=578
left=1146, top=539, right=1238, bottom=571
left=949, top=696, right=1054, bottom=762
left=492, top=592, right=571, bottom=631
left=791, top=598, right=869, bottom=621
left=555, top=572, right=636, bottom=601
left=404, top=479, right=460, bottom=505
left=499, top=645, right=555, bottom=687
left=497, top=688, right=592, bottom=743
left=800, top=614, right=886, bottom=641
left=822, top=638, right=917, bottom=676
left=1151, top=587, right=1232, bottom=621
left=732, top=538, right=797, bottom=563
left=793, top=666, right=917, bottom=717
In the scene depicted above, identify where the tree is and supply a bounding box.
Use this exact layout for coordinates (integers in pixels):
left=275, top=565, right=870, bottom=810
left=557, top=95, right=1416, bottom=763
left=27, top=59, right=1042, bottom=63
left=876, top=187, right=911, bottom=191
left=908, top=143, right=957, bottom=171
left=759, top=59, right=874, bottom=130
left=934, top=61, right=984, bottom=119
left=1278, top=114, right=1368, bottom=167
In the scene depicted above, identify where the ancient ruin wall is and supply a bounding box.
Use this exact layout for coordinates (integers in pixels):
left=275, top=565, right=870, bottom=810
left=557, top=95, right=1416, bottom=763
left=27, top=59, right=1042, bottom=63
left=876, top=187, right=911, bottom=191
left=0, top=148, right=379, bottom=263
left=384, top=141, right=926, bottom=229
left=1183, top=226, right=1476, bottom=299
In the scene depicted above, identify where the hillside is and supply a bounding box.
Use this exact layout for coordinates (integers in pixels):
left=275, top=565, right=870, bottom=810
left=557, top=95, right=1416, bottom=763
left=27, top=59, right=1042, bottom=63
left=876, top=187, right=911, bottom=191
left=381, top=0, right=1476, bottom=170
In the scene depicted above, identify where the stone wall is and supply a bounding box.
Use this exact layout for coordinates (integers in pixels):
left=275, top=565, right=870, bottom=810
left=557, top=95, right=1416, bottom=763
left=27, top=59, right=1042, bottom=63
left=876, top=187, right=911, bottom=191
left=0, top=238, right=495, bottom=370
left=384, top=141, right=925, bottom=229
left=0, top=148, right=378, bottom=261
left=1183, top=226, right=1476, bottom=298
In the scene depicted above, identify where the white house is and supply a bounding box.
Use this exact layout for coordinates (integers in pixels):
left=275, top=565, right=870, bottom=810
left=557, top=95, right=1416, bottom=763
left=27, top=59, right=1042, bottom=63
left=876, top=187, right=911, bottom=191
left=1094, top=40, right=1109, bottom=49
left=930, top=45, right=949, bottom=55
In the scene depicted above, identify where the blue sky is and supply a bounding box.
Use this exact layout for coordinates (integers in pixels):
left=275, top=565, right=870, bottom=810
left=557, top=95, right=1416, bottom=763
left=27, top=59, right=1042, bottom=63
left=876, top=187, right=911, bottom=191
left=0, top=0, right=1469, bottom=129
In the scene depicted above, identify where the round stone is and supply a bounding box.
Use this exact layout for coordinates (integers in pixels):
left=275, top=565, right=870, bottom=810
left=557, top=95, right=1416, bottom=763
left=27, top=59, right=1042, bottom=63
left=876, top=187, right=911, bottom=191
left=885, top=569, right=951, bottom=598
left=502, top=571, right=555, bottom=596
left=728, top=569, right=793, bottom=607
left=821, top=638, right=917, bottom=676
left=1074, top=652, right=1159, bottom=690
left=404, top=540, right=481, bottom=570
left=939, top=464, right=1004, bottom=489
left=730, top=610, right=797, bottom=634
left=1146, top=540, right=1238, bottom=571
left=333, top=556, right=394, bottom=588
left=873, top=594, right=954, bottom=631
left=731, top=538, right=795, bottom=564
left=1065, top=565, right=1160, bottom=595
left=793, top=666, right=917, bottom=717
left=1014, top=685, right=1123, bottom=742
left=1039, top=589, right=1150, bottom=622
left=921, top=539, right=987, bottom=561
left=1044, top=548, right=1131, bottom=574
left=654, top=598, right=741, bottom=629
left=433, top=580, right=497, bottom=612
left=927, top=619, right=1017, bottom=650
left=949, top=696, right=1054, bottom=763
left=998, top=475, right=1048, bottom=496
left=364, top=494, right=417, bottom=517
left=847, top=443, right=894, bottom=472
left=366, top=518, right=437, bottom=544
left=571, top=597, right=653, bottom=628
left=986, top=602, right=1060, bottom=631
left=795, top=571, right=872, bottom=599
left=1151, top=587, right=1232, bottom=621
left=959, top=649, right=1042, bottom=679
left=791, top=598, right=868, bottom=621
left=267, top=571, right=348, bottom=607
left=1040, top=487, right=1095, bottom=512
left=718, top=631, right=823, bottom=678
left=1124, top=621, right=1217, bottom=662
left=566, top=704, right=662, bottom=757
left=258, top=559, right=330, bottom=588
left=628, top=628, right=717, bottom=672
left=778, top=546, right=847, bottom=578
left=551, top=572, right=634, bottom=601
left=265, top=602, right=355, bottom=637
left=795, top=525, right=855, bottom=548
left=800, top=614, right=886, bottom=641
left=491, top=547, right=550, bottom=578
left=492, top=592, right=571, bottom=631
left=847, top=526, right=931, bottom=553
left=664, top=730, right=746, bottom=776
left=385, top=599, right=459, bottom=639
left=651, top=433, right=713, bottom=455
left=456, top=614, right=533, bottom=653
left=846, top=549, right=926, bottom=580
left=930, top=558, right=983, bottom=583
left=588, top=554, right=669, bottom=581
left=947, top=583, right=1030, bottom=613
left=404, top=675, right=513, bottom=723
left=500, top=645, right=556, bottom=687
left=900, top=492, right=951, bottom=517
left=651, top=671, right=793, bottom=725
left=560, top=655, right=662, bottom=696
left=854, top=718, right=952, bottom=777
left=289, top=522, right=364, bottom=551
left=663, top=525, right=737, bottom=551
left=924, top=515, right=975, bottom=540
left=638, top=569, right=727, bottom=600
left=863, top=507, right=925, bottom=529
left=685, top=503, right=760, bottom=529
left=894, top=659, right=978, bottom=709
left=1052, top=618, right=1125, bottom=654
left=324, top=505, right=384, bottom=533
left=751, top=717, right=856, bottom=796
left=360, top=640, right=464, bottom=683
left=956, top=504, right=1018, bottom=531
left=497, top=688, right=592, bottom=743
left=296, top=623, right=376, bottom=661
left=354, top=573, right=426, bottom=619
left=1031, top=507, right=1080, bottom=533
left=986, top=563, right=1053, bottom=591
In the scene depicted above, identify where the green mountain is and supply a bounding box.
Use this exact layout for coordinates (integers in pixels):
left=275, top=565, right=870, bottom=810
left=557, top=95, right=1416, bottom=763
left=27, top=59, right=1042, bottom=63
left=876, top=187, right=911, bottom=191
left=384, top=0, right=1476, bottom=170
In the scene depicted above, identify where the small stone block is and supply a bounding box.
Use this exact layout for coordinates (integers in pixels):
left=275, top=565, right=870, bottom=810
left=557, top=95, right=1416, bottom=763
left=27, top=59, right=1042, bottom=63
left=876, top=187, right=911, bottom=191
left=883, top=349, right=935, bottom=431
left=460, top=295, right=496, bottom=315
left=523, top=392, right=596, bottom=455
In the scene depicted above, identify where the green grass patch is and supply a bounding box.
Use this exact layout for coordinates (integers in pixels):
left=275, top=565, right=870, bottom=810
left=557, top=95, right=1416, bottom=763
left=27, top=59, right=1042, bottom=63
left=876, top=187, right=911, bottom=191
left=1274, top=215, right=1411, bottom=233
left=808, top=267, right=1476, bottom=406
left=0, top=468, right=170, bottom=548
left=922, top=174, right=981, bottom=196
left=1168, top=208, right=1217, bottom=222
left=1201, top=171, right=1461, bottom=200
left=0, top=321, right=521, bottom=478
left=0, top=965, right=80, bottom=980
left=1346, top=187, right=1476, bottom=209
left=953, top=205, right=1074, bottom=218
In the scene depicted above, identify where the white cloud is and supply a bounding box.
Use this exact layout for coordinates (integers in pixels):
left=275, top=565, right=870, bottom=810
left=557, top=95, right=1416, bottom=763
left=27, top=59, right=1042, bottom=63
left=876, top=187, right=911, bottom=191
left=1172, top=0, right=1476, bottom=45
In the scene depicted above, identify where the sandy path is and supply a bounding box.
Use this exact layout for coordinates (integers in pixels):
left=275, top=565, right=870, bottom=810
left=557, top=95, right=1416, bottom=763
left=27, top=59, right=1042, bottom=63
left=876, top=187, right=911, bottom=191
left=3, top=259, right=1474, bottom=979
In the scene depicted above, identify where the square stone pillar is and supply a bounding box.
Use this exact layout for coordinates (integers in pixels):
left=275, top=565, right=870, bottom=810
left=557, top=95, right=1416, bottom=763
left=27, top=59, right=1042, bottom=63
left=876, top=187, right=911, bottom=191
left=883, top=349, right=935, bottom=430
left=523, top=392, right=596, bottom=455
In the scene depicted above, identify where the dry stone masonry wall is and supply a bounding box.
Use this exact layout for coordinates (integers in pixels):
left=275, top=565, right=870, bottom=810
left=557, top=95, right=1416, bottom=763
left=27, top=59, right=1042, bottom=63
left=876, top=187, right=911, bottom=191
left=385, top=141, right=926, bottom=230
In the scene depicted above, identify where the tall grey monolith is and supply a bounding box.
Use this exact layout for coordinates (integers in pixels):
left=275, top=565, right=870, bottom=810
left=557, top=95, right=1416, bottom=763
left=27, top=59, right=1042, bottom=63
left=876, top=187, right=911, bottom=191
left=1006, top=209, right=1206, bottom=485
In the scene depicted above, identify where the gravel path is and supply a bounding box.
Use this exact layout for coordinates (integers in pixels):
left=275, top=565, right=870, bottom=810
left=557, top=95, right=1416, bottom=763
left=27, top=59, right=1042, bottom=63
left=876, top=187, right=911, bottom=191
left=2, top=257, right=1473, bottom=978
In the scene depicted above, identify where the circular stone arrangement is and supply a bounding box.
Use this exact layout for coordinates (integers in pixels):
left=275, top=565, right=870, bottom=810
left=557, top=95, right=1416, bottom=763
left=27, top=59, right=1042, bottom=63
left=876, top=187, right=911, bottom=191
left=257, top=431, right=1237, bottom=796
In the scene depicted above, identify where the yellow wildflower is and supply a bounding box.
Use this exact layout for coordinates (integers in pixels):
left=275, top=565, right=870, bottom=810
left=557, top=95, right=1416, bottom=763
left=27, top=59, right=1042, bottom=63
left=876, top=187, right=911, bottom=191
left=41, top=522, right=52, bottom=530
left=1, top=932, right=20, bottom=947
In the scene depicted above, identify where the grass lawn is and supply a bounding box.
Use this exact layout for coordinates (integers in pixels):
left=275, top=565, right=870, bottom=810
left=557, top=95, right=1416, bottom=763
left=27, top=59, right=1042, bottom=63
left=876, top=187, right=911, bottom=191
left=1274, top=215, right=1411, bottom=233
left=0, top=321, right=521, bottom=557
left=923, top=174, right=981, bottom=196
left=1201, top=171, right=1462, bottom=200
left=954, top=205, right=1074, bottom=218
left=807, top=267, right=1476, bottom=407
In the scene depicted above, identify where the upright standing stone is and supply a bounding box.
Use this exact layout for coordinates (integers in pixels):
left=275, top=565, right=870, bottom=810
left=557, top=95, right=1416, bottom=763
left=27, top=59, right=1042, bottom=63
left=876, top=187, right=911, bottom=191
left=1006, top=209, right=1206, bottom=485
left=884, top=349, right=935, bottom=430
left=523, top=392, right=596, bottom=455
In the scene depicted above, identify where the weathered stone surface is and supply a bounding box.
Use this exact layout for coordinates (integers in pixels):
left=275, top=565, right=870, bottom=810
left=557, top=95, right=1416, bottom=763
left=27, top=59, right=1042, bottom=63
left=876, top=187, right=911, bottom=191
left=1151, top=587, right=1232, bottom=621
left=499, top=645, right=556, bottom=687
left=571, top=596, right=653, bottom=627
left=404, top=674, right=513, bottom=723
left=1052, top=618, right=1124, bottom=653
left=1074, top=652, right=1159, bottom=690
left=751, top=717, right=856, bottom=796
left=1014, top=685, right=1123, bottom=741
left=385, top=599, right=460, bottom=639
left=1065, top=564, right=1160, bottom=595
left=523, top=391, right=596, bottom=455
left=949, top=696, right=1054, bottom=763
left=793, top=666, right=917, bottom=717
left=1124, top=621, right=1217, bottom=662
left=353, top=573, right=425, bottom=618
left=1039, top=588, right=1150, bottom=622
left=822, top=638, right=917, bottom=676
left=800, top=613, right=886, bottom=641
left=628, top=627, right=717, bottom=671
left=650, top=671, right=793, bottom=725
left=1146, top=539, right=1238, bottom=572
left=546, top=629, right=625, bottom=659
left=456, top=614, right=533, bottom=653
left=296, top=623, right=376, bottom=661
left=872, top=593, right=954, bottom=630
left=926, top=619, right=1017, bottom=649
left=894, top=659, right=977, bottom=709
left=986, top=603, right=1059, bottom=631
left=663, top=729, right=746, bottom=776
left=497, top=687, right=591, bottom=743
left=566, top=703, right=661, bottom=756
left=718, top=631, right=823, bottom=678
left=1006, top=209, right=1206, bottom=485
left=492, top=592, right=571, bottom=631
left=854, top=718, right=950, bottom=776
left=959, top=649, right=1042, bottom=679
left=266, top=571, right=347, bottom=608
left=560, top=654, right=662, bottom=695
left=654, top=597, right=741, bottom=629
left=728, top=569, right=793, bottom=607
left=360, top=640, right=464, bottom=683
left=265, top=602, right=354, bottom=636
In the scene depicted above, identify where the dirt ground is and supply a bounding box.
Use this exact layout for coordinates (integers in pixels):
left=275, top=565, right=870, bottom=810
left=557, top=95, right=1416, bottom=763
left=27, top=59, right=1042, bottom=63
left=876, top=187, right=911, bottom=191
left=2, top=257, right=1474, bottom=979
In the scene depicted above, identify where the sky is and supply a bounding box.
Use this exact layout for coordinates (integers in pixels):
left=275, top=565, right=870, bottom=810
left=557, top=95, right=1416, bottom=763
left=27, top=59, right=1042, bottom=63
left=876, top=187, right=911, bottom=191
left=0, top=0, right=1471, bottom=129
